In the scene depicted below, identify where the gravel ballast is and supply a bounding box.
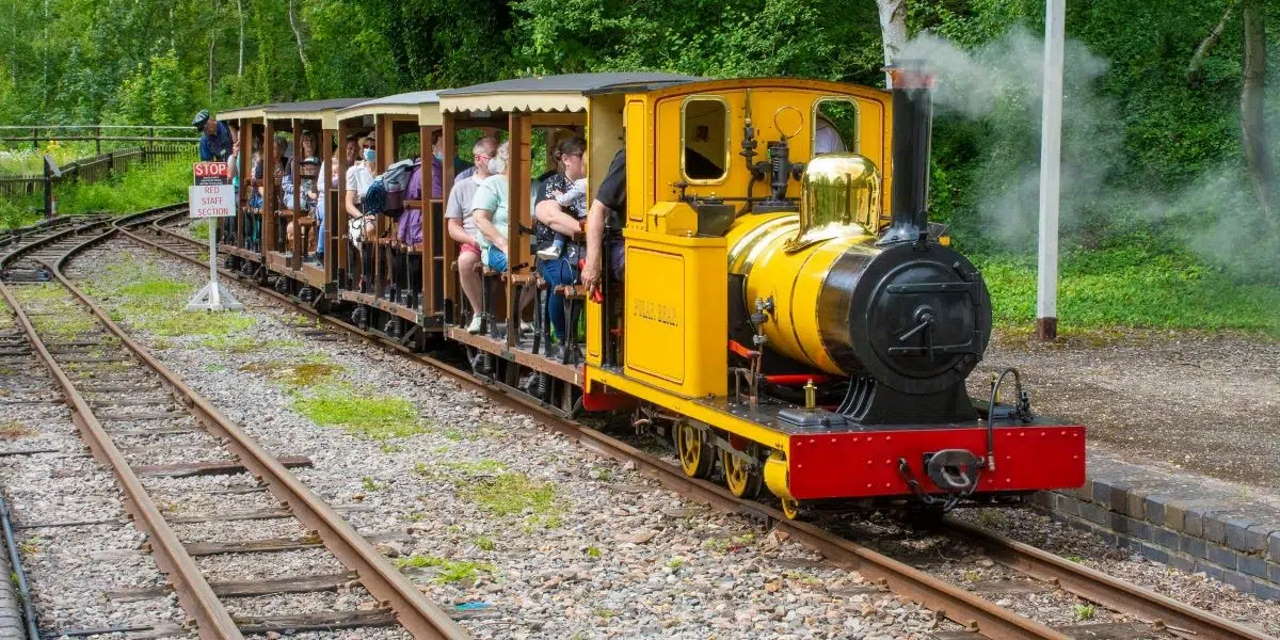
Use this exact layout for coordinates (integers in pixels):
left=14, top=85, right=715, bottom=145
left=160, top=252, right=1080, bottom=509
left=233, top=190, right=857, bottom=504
left=42, top=237, right=1279, bottom=638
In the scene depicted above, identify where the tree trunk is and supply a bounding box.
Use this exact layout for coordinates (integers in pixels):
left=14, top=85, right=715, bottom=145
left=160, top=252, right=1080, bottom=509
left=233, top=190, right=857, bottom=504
left=237, top=0, right=245, bottom=76
left=1186, top=0, right=1238, bottom=87
left=287, top=0, right=309, bottom=74
left=877, top=0, right=908, bottom=88
left=1241, top=0, right=1275, bottom=231
left=208, top=34, right=216, bottom=103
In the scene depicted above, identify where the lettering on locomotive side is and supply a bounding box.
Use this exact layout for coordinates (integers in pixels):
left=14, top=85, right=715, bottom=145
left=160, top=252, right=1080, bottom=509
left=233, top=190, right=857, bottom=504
left=633, top=299, right=680, bottom=327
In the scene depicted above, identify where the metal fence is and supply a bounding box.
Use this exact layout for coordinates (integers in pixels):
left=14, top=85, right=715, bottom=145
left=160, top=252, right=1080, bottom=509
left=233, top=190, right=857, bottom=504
left=0, top=124, right=198, bottom=151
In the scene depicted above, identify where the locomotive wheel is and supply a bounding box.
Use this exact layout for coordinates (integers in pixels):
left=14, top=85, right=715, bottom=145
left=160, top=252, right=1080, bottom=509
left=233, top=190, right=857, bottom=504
left=674, top=422, right=713, bottom=479
left=780, top=496, right=801, bottom=520
left=720, top=449, right=762, bottom=498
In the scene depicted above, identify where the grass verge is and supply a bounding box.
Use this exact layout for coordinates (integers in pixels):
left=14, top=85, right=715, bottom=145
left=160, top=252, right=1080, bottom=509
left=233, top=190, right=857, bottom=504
left=973, top=236, right=1280, bottom=339
left=291, top=383, right=425, bottom=440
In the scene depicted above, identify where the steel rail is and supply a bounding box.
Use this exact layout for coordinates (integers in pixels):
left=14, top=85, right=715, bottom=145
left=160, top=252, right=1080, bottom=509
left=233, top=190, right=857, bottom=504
left=0, top=221, right=243, bottom=640
left=946, top=518, right=1272, bottom=640
left=130, top=212, right=1277, bottom=640
left=0, top=493, right=41, bottom=640
left=96, top=212, right=467, bottom=639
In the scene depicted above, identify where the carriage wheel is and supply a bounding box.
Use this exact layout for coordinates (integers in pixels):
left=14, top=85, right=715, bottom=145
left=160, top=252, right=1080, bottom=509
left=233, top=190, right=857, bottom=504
left=674, top=421, right=713, bottom=479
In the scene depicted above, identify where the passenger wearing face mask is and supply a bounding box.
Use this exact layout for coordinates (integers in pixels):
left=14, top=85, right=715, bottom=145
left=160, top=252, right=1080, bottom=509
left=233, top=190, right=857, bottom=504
left=428, top=129, right=474, bottom=199
left=345, top=135, right=377, bottom=245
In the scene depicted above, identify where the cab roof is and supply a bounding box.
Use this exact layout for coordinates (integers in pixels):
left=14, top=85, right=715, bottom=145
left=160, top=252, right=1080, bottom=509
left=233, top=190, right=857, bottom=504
left=438, top=72, right=701, bottom=113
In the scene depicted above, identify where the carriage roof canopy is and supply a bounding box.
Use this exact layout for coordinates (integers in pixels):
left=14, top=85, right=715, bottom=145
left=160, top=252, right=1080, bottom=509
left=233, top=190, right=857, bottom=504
left=438, top=72, right=701, bottom=114
left=216, top=103, right=277, bottom=121
left=338, top=91, right=447, bottom=126
left=264, top=98, right=368, bottom=128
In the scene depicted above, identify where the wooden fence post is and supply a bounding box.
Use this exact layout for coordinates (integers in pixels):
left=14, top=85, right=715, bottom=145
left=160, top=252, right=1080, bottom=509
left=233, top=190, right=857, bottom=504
left=43, top=161, right=53, bottom=219
left=95, top=126, right=101, bottom=155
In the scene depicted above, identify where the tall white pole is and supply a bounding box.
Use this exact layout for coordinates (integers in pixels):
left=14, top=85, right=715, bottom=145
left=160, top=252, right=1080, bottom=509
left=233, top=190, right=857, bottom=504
left=1037, top=0, right=1065, bottom=341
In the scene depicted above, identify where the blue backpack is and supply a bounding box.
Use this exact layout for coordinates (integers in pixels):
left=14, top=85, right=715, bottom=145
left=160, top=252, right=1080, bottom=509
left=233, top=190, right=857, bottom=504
left=362, top=158, right=418, bottom=218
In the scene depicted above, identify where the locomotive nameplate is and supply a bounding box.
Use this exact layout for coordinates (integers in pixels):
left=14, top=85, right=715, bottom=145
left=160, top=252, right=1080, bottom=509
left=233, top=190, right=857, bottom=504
left=625, top=246, right=685, bottom=383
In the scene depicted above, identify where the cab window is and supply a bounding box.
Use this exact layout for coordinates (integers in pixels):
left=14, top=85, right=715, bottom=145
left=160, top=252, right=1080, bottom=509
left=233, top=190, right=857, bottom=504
left=681, top=96, right=728, bottom=182
left=813, top=98, right=858, bottom=156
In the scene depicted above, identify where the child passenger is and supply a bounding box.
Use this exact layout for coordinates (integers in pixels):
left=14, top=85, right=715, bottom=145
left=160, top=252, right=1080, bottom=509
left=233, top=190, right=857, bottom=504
left=535, top=177, right=588, bottom=261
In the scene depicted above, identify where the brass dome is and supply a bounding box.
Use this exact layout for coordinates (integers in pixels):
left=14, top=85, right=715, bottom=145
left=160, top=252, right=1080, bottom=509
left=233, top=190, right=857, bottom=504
left=786, top=153, right=881, bottom=253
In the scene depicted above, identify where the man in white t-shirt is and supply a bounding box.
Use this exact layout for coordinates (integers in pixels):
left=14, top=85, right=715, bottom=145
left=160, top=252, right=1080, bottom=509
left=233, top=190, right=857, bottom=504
left=345, top=134, right=377, bottom=245
left=445, top=136, right=496, bottom=333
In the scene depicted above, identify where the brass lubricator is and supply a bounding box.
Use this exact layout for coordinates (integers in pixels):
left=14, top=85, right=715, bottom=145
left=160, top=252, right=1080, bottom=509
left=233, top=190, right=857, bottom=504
left=749, top=106, right=806, bottom=213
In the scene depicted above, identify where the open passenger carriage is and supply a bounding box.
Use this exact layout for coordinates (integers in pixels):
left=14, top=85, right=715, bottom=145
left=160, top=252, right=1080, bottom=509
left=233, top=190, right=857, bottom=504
left=436, top=73, right=698, bottom=409
left=333, top=91, right=449, bottom=344
left=261, top=99, right=365, bottom=297
left=218, top=99, right=364, bottom=295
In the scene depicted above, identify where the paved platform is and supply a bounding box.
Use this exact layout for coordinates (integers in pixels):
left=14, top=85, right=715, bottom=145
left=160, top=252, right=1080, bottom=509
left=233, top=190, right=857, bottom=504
left=971, top=331, right=1280, bottom=602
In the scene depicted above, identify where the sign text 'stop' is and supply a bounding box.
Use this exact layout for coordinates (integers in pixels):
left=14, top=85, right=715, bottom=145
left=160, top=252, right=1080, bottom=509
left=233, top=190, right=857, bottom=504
left=193, top=161, right=230, bottom=186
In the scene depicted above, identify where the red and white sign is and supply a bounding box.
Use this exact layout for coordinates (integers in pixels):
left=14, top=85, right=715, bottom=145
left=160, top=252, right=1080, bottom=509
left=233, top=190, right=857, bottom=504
left=193, top=161, right=231, bottom=186
left=189, top=184, right=235, bottom=218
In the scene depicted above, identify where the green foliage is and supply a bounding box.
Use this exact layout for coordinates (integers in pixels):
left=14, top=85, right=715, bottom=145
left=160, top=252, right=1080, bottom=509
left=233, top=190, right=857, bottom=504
left=512, top=0, right=881, bottom=81
left=1074, top=603, right=1096, bottom=621
left=108, top=51, right=194, bottom=125
left=976, top=235, right=1280, bottom=336
left=56, top=157, right=194, bottom=217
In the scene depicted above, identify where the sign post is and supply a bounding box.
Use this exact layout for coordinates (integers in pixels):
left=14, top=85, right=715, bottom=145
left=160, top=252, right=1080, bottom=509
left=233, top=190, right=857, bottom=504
left=186, top=161, right=243, bottom=312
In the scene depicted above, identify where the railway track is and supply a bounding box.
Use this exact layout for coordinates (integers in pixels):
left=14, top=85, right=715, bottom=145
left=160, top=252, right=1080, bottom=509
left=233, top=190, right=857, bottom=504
left=0, top=208, right=467, bottom=640
left=116, top=208, right=1274, bottom=640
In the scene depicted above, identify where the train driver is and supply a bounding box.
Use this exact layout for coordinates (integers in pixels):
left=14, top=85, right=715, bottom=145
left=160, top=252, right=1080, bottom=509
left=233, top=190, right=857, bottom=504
left=580, top=148, right=626, bottom=297
left=192, top=110, right=233, bottom=162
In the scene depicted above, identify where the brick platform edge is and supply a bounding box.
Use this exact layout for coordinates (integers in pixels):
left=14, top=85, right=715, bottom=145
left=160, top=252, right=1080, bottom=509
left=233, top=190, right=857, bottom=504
left=1030, top=452, right=1280, bottom=603
left=0, top=541, right=24, bottom=638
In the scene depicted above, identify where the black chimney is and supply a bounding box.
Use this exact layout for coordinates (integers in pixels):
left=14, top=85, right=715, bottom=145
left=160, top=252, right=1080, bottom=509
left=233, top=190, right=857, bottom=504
left=877, top=61, right=935, bottom=246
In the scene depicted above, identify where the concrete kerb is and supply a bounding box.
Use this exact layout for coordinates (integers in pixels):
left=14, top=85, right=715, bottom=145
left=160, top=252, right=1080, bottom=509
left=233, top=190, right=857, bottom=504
left=1035, top=451, right=1280, bottom=603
